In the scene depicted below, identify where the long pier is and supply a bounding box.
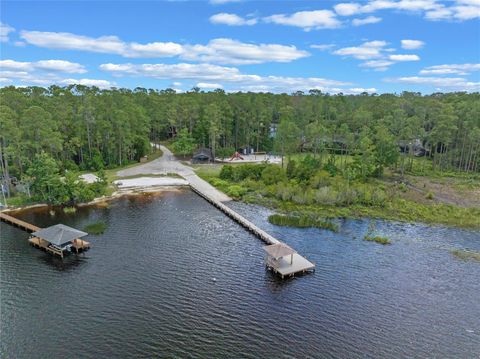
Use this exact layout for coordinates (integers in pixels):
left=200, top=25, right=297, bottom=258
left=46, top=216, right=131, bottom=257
left=188, top=179, right=315, bottom=277
left=0, top=212, right=40, bottom=232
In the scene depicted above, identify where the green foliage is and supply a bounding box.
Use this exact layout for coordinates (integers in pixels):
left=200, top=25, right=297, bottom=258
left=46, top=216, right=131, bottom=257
left=425, top=191, right=435, bottom=200
left=268, top=213, right=339, bottom=232
left=26, top=152, right=106, bottom=205
left=83, top=221, right=107, bottom=235
left=324, top=156, right=338, bottom=176
left=261, top=165, right=286, bottom=185
left=219, top=165, right=234, bottom=180
left=172, top=128, right=195, bottom=158
left=226, top=185, right=247, bottom=199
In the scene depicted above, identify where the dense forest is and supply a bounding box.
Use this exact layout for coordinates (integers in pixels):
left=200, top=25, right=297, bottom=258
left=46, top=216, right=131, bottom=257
left=0, top=85, right=479, bottom=204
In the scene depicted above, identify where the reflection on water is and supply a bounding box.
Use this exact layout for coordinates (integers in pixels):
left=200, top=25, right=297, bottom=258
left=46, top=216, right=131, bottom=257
left=1, top=190, right=479, bottom=358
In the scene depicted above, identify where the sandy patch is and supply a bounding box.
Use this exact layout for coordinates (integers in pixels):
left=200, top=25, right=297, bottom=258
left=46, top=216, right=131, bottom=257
left=113, top=176, right=188, bottom=189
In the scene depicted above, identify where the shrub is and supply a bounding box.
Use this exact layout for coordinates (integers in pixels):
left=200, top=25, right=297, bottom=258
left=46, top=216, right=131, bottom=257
left=219, top=165, right=234, bottom=180
left=226, top=185, right=247, bottom=199
left=286, top=160, right=297, bottom=179
left=261, top=165, right=285, bottom=185
left=310, top=170, right=332, bottom=188
left=314, top=186, right=338, bottom=205
left=425, top=191, right=435, bottom=200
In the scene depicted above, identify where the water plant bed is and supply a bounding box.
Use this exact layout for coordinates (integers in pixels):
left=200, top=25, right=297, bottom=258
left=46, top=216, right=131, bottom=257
left=83, top=221, right=107, bottom=235
left=451, top=249, right=480, bottom=262
left=364, top=235, right=391, bottom=245
left=268, top=214, right=339, bottom=232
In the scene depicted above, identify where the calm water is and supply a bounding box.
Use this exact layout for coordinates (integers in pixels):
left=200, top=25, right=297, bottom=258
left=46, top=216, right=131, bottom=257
left=1, top=190, right=479, bottom=358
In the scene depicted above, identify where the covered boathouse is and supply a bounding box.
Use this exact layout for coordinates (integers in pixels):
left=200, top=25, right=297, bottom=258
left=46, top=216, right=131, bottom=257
left=264, top=242, right=315, bottom=278
left=29, top=224, right=90, bottom=258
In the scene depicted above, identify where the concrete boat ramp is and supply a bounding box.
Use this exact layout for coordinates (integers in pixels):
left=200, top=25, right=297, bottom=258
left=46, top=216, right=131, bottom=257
left=117, top=146, right=315, bottom=278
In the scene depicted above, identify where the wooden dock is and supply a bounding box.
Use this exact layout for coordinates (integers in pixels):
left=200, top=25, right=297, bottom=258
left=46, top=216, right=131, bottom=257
left=189, top=182, right=315, bottom=277
left=0, top=212, right=40, bottom=232
left=1, top=211, right=90, bottom=258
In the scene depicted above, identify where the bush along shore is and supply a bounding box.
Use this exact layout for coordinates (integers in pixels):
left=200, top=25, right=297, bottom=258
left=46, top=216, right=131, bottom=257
left=198, top=160, right=480, bottom=229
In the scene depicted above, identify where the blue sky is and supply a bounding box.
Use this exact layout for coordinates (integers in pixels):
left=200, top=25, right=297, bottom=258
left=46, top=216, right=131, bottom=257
left=1, top=0, right=479, bottom=94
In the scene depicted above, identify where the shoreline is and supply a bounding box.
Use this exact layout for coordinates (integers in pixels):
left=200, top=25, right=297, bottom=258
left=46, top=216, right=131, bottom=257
left=1, top=184, right=190, bottom=214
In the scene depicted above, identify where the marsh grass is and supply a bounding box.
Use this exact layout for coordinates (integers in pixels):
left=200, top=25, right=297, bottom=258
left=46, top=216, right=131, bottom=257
left=63, top=206, right=77, bottom=214
left=363, top=235, right=391, bottom=245
left=451, top=249, right=480, bottom=262
left=83, top=221, right=107, bottom=235
left=268, top=214, right=339, bottom=232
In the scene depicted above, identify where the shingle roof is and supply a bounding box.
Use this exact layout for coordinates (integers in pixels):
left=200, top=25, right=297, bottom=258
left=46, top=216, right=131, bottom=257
left=263, top=243, right=296, bottom=259
left=32, top=224, right=88, bottom=246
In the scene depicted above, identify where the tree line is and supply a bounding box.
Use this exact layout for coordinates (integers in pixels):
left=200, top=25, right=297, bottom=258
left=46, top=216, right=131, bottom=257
left=0, top=85, right=479, bottom=199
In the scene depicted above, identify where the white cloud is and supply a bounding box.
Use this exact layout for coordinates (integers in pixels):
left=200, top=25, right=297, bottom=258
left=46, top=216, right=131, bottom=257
left=99, top=62, right=354, bottom=93
left=0, top=59, right=87, bottom=73
left=20, top=30, right=182, bottom=58
left=348, top=87, right=378, bottom=93
left=333, top=40, right=387, bottom=60
left=389, top=54, right=420, bottom=61
left=310, top=44, right=336, bottom=51
left=352, top=16, right=382, bottom=25
left=0, top=67, right=113, bottom=88
left=59, top=78, right=113, bottom=88
left=182, top=38, right=309, bottom=65
left=20, top=30, right=307, bottom=65
left=386, top=75, right=480, bottom=91
left=360, top=60, right=395, bottom=71
left=264, top=10, right=342, bottom=30
left=210, top=13, right=257, bottom=25
left=334, top=3, right=362, bottom=16
left=401, top=39, right=425, bottom=49
left=419, top=63, right=480, bottom=75
left=332, top=0, right=479, bottom=21
left=196, top=82, right=223, bottom=89
left=0, top=22, right=15, bottom=42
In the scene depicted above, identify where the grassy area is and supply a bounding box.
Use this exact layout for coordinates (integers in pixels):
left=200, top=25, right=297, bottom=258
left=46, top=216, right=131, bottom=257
left=364, top=235, right=391, bottom=245
left=451, top=249, right=480, bottom=262
left=83, top=221, right=107, bottom=235
left=268, top=213, right=339, bottom=232
left=2, top=194, right=37, bottom=207
left=197, top=161, right=480, bottom=229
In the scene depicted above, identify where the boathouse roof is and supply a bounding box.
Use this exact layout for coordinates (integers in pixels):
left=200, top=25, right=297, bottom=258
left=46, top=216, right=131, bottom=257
left=32, top=224, right=88, bottom=246
left=263, top=243, right=296, bottom=259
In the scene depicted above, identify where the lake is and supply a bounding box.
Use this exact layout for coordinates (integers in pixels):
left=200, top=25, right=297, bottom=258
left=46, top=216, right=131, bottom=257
left=1, top=190, right=479, bottom=358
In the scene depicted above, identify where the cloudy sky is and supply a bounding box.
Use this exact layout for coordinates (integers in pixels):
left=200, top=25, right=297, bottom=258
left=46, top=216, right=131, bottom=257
left=1, top=0, right=479, bottom=93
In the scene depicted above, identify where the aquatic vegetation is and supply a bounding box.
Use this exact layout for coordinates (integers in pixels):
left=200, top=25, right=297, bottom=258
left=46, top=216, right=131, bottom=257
left=83, top=221, right=107, bottom=235
left=451, top=249, right=480, bottom=262
left=364, top=235, right=391, bottom=245
left=268, top=214, right=339, bottom=232
left=63, top=206, right=77, bottom=214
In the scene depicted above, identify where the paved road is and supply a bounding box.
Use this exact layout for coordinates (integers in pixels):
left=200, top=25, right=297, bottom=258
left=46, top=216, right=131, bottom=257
left=117, top=146, right=231, bottom=202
